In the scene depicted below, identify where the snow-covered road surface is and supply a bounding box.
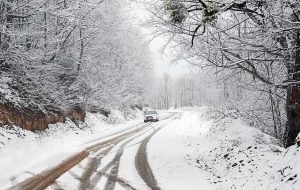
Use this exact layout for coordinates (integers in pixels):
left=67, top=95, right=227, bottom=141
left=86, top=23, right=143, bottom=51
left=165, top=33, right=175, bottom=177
left=148, top=111, right=213, bottom=190
left=5, top=111, right=214, bottom=190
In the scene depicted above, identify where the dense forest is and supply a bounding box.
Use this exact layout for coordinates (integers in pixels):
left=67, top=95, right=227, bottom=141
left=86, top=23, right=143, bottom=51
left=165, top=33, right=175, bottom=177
left=1, top=0, right=300, bottom=147
left=0, top=0, right=152, bottom=130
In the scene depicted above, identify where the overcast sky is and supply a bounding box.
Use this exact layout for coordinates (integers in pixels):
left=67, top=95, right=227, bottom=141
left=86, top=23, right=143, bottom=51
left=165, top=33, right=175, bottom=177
left=128, top=0, right=191, bottom=78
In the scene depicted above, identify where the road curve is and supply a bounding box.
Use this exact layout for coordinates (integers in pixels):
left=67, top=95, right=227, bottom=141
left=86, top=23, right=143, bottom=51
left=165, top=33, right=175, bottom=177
left=7, top=112, right=179, bottom=190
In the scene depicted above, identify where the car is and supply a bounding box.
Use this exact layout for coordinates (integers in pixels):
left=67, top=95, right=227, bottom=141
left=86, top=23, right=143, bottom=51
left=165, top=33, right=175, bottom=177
left=144, top=110, right=159, bottom=122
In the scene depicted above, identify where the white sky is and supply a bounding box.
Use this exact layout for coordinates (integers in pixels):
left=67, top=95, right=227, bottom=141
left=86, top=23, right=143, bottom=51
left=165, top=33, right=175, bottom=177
left=147, top=35, right=191, bottom=77
left=127, top=0, right=190, bottom=78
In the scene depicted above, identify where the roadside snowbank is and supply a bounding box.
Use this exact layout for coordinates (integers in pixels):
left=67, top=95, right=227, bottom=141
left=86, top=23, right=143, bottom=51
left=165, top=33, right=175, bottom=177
left=184, top=108, right=284, bottom=190
left=0, top=109, right=142, bottom=188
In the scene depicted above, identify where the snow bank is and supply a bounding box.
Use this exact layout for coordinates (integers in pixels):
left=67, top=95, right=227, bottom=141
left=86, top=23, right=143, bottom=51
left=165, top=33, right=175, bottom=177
left=179, top=108, right=284, bottom=190
left=107, top=107, right=142, bottom=123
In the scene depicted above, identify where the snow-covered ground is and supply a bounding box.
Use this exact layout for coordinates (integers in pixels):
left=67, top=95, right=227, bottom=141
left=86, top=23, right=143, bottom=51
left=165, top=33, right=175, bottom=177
left=1, top=106, right=297, bottom=190
left=270, top=135, right=300, bottom=190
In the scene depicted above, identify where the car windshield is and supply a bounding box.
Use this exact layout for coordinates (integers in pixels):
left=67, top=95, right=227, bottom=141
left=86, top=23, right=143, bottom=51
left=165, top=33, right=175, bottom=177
left=144, top=111, right=157, bottom=115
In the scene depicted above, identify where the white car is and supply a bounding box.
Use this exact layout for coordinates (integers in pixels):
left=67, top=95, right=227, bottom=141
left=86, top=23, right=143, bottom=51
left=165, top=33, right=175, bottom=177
left=144, top=111, right=159, bottom=122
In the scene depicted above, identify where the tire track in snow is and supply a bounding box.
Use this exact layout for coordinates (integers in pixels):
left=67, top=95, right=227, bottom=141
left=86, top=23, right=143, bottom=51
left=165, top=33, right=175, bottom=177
left=8, top=151, right=88, bottom=190
left=135, top=113, right=180, bottom=190
left=78, top=145, right=115, bottom=190
left=103, top=138, right=136, bottom=190
left=90, top=127, right=151, bottom=190
left=135, top=130, right=162, bottom=190
left=102, top=113, right=179, bottom=190
left=79, top=123, right=153, bottom=190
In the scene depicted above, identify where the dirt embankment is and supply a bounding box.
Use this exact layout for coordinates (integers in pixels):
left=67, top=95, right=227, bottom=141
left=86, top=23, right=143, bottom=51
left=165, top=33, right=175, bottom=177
left=0, top=103, right=85, bottom=131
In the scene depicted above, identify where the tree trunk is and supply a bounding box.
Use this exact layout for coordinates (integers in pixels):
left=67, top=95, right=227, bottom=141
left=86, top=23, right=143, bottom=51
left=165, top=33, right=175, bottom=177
left=286, top=32, right=300, bottom=147
left=78, top=27, right=84, bottom=72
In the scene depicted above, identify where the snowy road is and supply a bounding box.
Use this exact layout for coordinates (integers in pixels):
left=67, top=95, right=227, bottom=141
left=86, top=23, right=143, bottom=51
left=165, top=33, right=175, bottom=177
left=6, top=111, right=213, bottom=190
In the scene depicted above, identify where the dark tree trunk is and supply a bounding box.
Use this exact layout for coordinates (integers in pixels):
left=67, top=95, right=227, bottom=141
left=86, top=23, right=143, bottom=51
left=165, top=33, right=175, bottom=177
left=286, top=32, right=300, bottom=147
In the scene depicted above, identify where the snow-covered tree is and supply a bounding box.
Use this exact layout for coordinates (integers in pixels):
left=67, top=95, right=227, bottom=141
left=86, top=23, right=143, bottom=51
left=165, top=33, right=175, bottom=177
left=0, top=0, right=153, bottom=128
left=148, top=0, right=300, bottom=145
